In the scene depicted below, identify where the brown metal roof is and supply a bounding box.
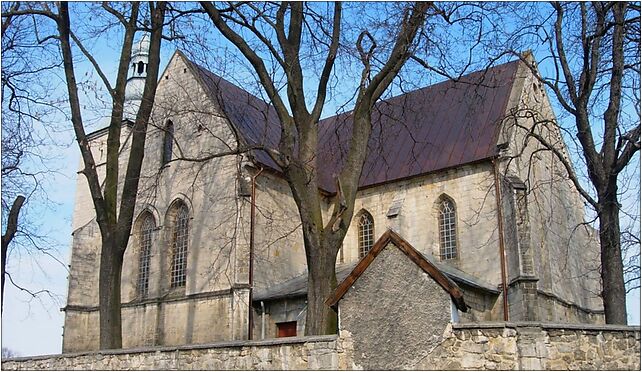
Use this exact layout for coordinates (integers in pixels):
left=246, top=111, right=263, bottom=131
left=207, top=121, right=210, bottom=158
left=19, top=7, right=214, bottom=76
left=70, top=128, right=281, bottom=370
left=317, top=60, right=520, bottom=191
left=181, top=52, right=520, bottom=192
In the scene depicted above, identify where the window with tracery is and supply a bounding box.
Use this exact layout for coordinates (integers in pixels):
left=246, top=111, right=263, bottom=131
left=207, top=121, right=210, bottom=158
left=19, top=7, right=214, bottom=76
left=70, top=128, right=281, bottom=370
left=162, top=121, right=174, bottom=166
left=138, top=213, right=155, bottom=298
left=170, top=203, right=189, bottom=288
left=438, top=198, right=457, bottom=260
left=358, top=211, right=374, bottom=258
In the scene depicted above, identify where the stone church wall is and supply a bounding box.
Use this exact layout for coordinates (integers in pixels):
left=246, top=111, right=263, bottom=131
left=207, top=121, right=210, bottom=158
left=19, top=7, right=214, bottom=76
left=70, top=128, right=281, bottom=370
left=252, top=171, right=307, bottom=290
left=499, top=61, right=603, bottom=321
left=345, top=163, right=503, bottom=290
left=251, top=159, right=505, bottom=295
left=5, top=324, right=638, bottom=370
left=63, top=294, right=244, bottom=352
left=63, top=54, right=254, bottom=352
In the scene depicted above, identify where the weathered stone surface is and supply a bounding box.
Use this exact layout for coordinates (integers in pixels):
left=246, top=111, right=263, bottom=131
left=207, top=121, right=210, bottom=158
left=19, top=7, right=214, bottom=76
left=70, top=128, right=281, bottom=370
left=410, top=323, right=638, bottom=370
left=3, top=336, right=340, bottom=371
left=5, top=323, right=638, bottom=370
left=338, top=243, right=453, bottom=370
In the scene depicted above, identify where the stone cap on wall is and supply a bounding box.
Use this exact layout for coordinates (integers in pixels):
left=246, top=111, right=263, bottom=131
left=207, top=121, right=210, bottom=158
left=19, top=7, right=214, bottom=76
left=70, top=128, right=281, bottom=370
left=2, top=335, right=339, bottom=363
left=453, top=321, right=641, bottom=333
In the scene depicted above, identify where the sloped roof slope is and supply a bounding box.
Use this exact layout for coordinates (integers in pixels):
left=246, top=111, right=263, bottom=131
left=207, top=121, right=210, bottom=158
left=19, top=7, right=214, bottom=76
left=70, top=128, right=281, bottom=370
left=253, top=262, right=357, bottom=302
left=253, top=243, right=497, bottom=303
left=317, top=60, right=520, bottom=191
left=180, top=51, right=521, bottom=192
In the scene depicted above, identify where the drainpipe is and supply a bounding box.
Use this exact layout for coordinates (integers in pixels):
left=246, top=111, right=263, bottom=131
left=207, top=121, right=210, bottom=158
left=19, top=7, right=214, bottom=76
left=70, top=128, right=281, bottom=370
left=248, top=165, right=264, bottom=340
left=492, top=158, right=509, bottom=321
left=260, top=301, right=266, bottom=340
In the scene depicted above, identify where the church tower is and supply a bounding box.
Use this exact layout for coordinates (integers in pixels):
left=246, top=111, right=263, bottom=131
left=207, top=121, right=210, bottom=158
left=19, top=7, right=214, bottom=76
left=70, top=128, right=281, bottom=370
left=123, top=33, right=150, bottom=121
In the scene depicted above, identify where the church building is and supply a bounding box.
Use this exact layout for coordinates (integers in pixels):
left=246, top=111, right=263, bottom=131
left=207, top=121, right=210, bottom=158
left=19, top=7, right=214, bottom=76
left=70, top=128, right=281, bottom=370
left=62, top=35, right=604, bottom=352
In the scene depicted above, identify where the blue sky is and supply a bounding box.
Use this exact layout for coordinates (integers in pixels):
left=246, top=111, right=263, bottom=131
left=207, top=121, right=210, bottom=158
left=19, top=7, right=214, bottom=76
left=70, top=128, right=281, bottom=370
left=1, top=3, right=640, bottom=357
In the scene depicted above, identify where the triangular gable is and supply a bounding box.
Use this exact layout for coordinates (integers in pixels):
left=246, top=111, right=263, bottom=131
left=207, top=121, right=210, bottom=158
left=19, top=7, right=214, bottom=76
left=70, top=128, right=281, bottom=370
left=176, top=51, right=283, bottom=173
left=325, top=229, right=468, bottom=311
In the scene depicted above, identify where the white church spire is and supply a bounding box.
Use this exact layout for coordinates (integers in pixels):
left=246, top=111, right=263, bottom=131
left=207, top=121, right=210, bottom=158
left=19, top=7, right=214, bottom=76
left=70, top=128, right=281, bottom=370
left=123, top=33, right=150, bottom=121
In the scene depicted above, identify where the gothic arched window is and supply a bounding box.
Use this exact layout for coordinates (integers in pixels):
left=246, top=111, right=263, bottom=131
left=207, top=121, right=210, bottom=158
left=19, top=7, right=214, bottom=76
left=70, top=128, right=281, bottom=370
left=358, top=211, right=374, bottom=258
left=162, top=121, right=174, bottom=166
left=438, top=197, right=457, bottom=260
left=170, top=202, right=189, bottom=288
left=138, top=213, right=155, bottom=298
left=137, top=61, right=145, bottom=74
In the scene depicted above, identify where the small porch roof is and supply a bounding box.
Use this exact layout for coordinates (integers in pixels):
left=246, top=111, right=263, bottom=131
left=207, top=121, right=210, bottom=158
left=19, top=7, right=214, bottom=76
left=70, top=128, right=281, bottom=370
left=254, top=230, right=498, bottom=306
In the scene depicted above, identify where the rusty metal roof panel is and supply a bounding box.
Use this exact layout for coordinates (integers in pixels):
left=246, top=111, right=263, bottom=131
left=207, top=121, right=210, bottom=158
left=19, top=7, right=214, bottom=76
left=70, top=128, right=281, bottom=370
left=183, top=53, right=520, bottom=192
left=317, top=60, right=520, bottom=191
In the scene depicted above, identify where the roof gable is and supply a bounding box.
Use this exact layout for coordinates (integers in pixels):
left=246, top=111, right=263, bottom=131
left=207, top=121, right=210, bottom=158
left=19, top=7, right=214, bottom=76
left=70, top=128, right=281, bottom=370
left=325, top=229, right=468, bottom=311
left=178, top=51, right=283, bottom=172
left=253, top=248, right=497, bottom=302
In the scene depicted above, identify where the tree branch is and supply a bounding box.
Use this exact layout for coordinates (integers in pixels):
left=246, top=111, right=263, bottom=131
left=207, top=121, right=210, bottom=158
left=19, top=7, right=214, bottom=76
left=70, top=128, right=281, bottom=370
left=68, top=30, right=115, bottom=96
left=552, top=3, right=579, bottom=104
left=1, top=195, right=25, bottom=249
left=510, top=109, right=600, bottom=209
left=615, top=125, right=641, bottom=173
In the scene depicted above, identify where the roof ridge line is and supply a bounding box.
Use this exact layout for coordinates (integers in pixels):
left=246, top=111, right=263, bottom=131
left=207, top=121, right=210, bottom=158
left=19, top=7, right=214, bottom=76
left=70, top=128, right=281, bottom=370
left=325, top=229, right=468, bottom=311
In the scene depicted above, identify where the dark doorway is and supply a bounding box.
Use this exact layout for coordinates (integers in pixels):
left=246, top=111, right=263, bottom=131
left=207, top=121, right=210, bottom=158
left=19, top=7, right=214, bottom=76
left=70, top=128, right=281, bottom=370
left=276, top=321, right=297, bottom=337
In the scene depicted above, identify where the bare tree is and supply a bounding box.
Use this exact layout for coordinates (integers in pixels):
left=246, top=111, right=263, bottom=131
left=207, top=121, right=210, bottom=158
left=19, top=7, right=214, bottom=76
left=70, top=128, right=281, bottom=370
left=1, top=1, right=65, bottom=313
left=495, top=2, right=640, bottom=324
left=1, top=195, right=24, bottom=310
left=1, top=347, right=18, bottom=359
left=3, top=2, right=167, bottom=348
left=193, top=1, right=432, bottom=334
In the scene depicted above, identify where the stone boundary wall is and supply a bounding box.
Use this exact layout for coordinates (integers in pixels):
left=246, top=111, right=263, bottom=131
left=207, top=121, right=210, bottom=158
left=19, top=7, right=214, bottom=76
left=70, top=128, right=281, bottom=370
left=416, top=322, right=640, bottom=370
left=3, top=323, right=639, bottom=370
left=1, top=335, right=356, bottom=371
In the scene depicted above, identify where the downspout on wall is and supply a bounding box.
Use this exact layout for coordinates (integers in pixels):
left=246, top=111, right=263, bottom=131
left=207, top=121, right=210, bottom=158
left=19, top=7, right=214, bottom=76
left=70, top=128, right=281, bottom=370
left=492, top=158, right=509, bottom=321
left=248, top=165, right=264, bottom=340
left=260, top=301, right=266, bottom=340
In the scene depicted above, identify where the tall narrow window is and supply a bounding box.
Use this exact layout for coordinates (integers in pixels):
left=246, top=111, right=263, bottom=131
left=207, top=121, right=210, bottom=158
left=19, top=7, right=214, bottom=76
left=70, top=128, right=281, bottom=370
left=162, top=121, right=174, bottom=166
left=170, top=203, right=189, bottom=288
left=438, top=198, right=457, bottom=260
left=358, top=211, right=374, bottom=258
left=138, top=213, right=155, bottom=298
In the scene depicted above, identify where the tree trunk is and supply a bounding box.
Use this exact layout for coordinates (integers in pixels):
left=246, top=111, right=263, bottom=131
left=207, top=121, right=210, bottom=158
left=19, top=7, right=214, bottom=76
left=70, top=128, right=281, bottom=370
left=98, top=235, right=124, bottom=349
left=1, top=195, right=25, bottom=313
left=305, top=234, right=339, bottom=335
left=598, top=181, right=627, bottom=324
